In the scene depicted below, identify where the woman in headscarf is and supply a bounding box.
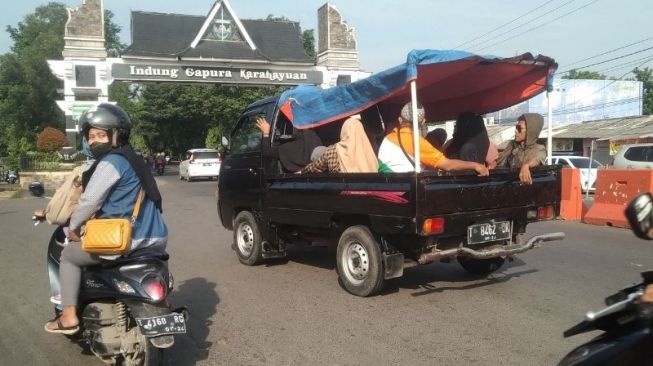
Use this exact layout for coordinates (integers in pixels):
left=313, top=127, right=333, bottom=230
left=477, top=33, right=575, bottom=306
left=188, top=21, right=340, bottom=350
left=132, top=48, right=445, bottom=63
left=256, top=117, right=323, bottom=172
left=299, top=117, right=379, bottom=174
left=445, top=112, right=490, bottom=165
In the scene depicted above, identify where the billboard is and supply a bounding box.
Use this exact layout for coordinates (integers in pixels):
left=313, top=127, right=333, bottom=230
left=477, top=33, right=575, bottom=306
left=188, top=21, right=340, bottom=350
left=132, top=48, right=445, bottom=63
left=488, top=78, right=643, bottom=126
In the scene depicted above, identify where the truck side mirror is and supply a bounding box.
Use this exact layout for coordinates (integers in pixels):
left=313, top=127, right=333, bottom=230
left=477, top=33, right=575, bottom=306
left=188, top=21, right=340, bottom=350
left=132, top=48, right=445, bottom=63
left=625, top=193, right=653, bottom=240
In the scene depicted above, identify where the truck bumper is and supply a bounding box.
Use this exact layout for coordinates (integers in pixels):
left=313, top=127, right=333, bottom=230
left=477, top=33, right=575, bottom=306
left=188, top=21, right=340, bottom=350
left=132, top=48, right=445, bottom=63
left=417, top=232, right=565, bottom=265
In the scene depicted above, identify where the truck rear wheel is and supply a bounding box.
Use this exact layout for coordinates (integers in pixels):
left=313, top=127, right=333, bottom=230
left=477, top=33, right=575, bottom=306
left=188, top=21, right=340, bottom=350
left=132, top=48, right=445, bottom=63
left=234, top=211, right=263, bottom=266
left=336, top=225, right=384, bottom=297
left=458, top=256, right=505, bottom=275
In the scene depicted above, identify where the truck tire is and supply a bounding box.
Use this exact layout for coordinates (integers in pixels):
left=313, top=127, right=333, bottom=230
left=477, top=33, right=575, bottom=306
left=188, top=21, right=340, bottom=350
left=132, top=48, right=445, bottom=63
left=233, top=211, right=263, bottom=266
left=336, top=225, right=384, bottom=297
left=457, top=256, right=505, bottom=275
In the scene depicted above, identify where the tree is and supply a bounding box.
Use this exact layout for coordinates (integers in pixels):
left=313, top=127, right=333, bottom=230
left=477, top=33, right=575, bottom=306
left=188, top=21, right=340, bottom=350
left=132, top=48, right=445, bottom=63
left=632, top=67, right=653, bottom=115
left=0, top=2, right=124, bottom=158
left=562, top=69, right=606, bottom=80
left=104, top=9, right=125, bottom=57
left=36, top=126, right=68, bottom=152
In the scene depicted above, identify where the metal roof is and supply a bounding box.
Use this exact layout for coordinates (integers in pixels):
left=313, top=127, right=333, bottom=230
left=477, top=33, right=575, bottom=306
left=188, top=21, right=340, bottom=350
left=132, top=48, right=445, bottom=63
left=539, top=115, right=653, bottom=140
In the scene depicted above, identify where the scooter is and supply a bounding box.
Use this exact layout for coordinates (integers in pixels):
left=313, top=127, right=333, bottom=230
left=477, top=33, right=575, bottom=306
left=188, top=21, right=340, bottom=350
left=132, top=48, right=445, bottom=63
left=155, top=162, right=165, bottom=176
left=559, top=193, right=653, bottom=365
left=31, top=183, right=187, bottom=365
left=5, top=168, right=18, bottom=184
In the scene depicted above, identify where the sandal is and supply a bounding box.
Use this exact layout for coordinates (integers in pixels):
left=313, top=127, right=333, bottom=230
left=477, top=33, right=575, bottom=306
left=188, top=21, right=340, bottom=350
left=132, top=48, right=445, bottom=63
left=44, top=317, right=79, bottom=335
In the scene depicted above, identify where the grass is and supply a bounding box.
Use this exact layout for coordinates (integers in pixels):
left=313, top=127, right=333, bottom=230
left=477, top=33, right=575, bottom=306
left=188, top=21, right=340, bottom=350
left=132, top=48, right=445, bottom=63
left=10, top=190, right=24, bottom=199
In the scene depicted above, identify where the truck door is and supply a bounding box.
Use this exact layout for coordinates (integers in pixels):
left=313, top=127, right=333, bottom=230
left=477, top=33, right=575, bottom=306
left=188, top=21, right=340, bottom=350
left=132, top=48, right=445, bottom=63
left=219, top=111, right=266, bottom=227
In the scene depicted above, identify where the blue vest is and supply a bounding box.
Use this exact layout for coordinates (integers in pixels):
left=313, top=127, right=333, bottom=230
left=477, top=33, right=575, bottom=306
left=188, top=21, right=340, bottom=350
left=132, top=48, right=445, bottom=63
left=98, top=154, right=168, bottom=251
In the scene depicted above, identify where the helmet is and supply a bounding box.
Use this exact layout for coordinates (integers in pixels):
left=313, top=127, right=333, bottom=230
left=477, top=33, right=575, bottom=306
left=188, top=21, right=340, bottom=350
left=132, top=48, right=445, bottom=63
left=80, top=103, right=131, bottom=145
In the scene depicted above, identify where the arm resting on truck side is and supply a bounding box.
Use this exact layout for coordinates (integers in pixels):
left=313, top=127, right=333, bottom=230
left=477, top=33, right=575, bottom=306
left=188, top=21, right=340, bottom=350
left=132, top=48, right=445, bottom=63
left=436, top=157, right=489, bottom=176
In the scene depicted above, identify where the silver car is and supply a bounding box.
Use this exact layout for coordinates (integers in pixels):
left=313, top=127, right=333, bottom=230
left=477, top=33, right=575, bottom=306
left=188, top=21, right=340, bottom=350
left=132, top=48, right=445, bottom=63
left=612, top=143, right=653, bottom=169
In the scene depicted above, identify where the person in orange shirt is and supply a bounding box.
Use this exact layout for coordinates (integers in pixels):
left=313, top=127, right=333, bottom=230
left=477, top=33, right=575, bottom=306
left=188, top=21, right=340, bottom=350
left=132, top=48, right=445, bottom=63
left=377, top=102, right=488, bottom=176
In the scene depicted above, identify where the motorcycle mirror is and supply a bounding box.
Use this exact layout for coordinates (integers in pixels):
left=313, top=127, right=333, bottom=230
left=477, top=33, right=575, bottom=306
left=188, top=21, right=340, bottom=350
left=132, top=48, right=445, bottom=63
left=625, top=192, right=653, bottom=240
left=28, top=181, right=45, bottom=197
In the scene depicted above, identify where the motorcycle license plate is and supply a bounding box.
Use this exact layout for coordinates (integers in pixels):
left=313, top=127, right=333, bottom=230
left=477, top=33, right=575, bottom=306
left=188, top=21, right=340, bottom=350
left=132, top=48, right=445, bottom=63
left=467, top=221, right=512, bottom=245
left=135, top=313, right=187, bottom=337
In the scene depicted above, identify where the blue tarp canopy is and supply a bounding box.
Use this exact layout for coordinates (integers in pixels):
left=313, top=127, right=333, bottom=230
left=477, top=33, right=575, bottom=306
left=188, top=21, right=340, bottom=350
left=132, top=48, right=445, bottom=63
left=279, top=49, right=557, bottom=129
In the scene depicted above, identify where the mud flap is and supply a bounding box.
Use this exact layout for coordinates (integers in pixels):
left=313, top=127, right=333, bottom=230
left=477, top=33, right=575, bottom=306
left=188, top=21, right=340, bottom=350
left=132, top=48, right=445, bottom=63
left=383, top=253, right=404, bottom=279
left=124, top=301, right=180, bottom=348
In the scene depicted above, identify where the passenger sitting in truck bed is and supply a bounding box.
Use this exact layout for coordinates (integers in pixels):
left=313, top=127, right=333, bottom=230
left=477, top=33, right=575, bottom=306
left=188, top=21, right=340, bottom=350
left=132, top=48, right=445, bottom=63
left=256, top=117, right=323, bottom=173
left=445, top=112, right=490, bottom=165
left=495, top=113, right=546, bottom=185
left=377, top=102, right=489, bottom=176
left=299, top=116, right=379, bottom=174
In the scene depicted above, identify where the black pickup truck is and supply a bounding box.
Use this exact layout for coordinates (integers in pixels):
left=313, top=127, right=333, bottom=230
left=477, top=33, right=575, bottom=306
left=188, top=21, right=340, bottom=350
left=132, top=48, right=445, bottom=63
left=217, top=50, right=565, bottom=296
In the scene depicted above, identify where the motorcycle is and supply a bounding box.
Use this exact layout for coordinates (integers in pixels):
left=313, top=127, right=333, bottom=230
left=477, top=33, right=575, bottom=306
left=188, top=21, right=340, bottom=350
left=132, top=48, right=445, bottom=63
left=30, top=182, right=187, bottom=365
left=559, top=192, right=653, bottom=365
left=5, top=168, right=18, bottom=184
left=155, top=162, right=165, bottom=176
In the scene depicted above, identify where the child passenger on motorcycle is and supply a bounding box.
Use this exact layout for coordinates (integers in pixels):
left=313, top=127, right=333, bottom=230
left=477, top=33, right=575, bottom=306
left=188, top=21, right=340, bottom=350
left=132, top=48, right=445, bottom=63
left=45, top=104, right=168, bottom=334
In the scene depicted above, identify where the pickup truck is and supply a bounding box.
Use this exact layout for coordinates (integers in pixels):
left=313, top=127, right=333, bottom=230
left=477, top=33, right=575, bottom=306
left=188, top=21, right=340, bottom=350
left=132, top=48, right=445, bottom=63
left=218, top=49, right=565, bottom=296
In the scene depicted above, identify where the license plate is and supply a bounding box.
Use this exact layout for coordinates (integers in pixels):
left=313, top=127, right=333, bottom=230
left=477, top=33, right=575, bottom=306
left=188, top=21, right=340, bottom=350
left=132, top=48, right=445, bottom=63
left=135, top=313, right=187, bottom=337
left=467, top=221, right=512, bottom=245
left=203, top=163, right=211, bottom=167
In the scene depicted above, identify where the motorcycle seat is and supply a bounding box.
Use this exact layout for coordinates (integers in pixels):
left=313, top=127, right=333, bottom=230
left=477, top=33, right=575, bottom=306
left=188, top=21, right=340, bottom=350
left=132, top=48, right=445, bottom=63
left=100, top=250, right=169, bottom=269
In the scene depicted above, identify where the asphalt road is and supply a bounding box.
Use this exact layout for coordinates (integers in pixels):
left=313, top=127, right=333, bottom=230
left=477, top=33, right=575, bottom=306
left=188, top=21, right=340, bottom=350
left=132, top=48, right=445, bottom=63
left=2, top=168, right=653, bottom=365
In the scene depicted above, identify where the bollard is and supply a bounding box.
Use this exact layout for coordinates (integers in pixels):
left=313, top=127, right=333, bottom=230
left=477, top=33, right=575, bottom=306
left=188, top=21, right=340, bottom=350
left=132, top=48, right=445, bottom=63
left=583, top=169, right=653, bottom=228
left=560, top=168, right=582, bottom=220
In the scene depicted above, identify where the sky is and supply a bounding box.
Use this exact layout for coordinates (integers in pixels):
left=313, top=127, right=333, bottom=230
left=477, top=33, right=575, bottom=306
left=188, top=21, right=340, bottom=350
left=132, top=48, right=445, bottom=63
left=0, top=0, right=651, bottom=77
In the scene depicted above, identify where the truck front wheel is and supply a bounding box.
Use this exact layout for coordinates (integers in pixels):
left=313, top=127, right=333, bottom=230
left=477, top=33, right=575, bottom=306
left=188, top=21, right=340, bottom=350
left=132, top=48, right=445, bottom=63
left=233, top=211, right=263, bottom=266
left=336, top=225, right=384, bottom=297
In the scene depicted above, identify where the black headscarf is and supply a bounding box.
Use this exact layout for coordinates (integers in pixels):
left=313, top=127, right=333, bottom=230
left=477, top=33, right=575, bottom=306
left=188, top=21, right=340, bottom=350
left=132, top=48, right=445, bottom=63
left=277, top=129, right=323, bottom=172
left=82, top=144, right=163, bottom=212
left=445, top=112, right=490, bottom=164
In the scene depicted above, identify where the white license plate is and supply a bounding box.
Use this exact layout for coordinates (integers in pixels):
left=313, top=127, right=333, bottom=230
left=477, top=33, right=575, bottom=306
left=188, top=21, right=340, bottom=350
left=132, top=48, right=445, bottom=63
left=135, top=313, right=187, bottom=337
left=467, top=221, right=512, bottom=245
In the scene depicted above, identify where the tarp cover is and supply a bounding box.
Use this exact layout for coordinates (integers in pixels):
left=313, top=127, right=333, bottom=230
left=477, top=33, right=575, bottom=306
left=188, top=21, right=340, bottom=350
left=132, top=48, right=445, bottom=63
left=279, top=49, right=557, bottom=129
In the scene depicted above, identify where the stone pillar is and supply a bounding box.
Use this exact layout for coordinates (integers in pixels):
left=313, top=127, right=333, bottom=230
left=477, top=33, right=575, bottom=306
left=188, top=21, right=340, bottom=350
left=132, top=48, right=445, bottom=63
left=48, top=0, right=111, bottom=152
left=317, top=3, right=369, bottom=88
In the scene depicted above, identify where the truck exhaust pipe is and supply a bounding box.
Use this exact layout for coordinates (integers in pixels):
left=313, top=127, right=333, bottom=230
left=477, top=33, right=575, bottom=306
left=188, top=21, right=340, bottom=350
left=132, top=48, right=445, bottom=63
left=417, top=232, right=565, bottom=265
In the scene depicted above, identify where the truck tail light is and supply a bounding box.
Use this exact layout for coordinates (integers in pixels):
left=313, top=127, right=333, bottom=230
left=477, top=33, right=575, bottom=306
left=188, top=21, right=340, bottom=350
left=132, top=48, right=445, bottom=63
left=527, top=206, right=554, bottom=220
left=422, top=217, right=445, bottom=234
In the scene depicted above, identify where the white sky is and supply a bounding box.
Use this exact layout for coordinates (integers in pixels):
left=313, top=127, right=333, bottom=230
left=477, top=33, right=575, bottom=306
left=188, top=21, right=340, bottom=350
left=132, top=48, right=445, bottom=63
left=1, top=0, right=651, bottom=77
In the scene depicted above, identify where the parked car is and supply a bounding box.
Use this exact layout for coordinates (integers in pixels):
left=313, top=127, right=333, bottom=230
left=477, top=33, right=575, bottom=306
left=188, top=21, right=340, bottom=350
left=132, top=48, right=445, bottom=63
left=552, top=155, right=602, bottom=192
left=612, top=143, right=653, bottom=169
left=179, top=148, right=221, bottom=182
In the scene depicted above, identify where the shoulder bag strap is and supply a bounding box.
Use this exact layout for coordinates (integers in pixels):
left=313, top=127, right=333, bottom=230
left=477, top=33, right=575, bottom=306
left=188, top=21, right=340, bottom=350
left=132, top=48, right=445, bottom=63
left=130, top=188, right=145, bottom=224
left=396, top=128, right=416, bottom=167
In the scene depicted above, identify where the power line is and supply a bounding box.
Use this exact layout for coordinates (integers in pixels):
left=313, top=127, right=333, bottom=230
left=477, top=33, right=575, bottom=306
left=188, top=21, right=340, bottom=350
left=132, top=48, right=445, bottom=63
left=451, top=0, right=558, bottom=49
left=555, top=53, right=653, bottom=86
left=557, top=45, right=653, bottom=75
left=561, top=35, right=653, bottom=69
left=465, top=0, right=577, bottom=51
left=473, top=0, right=599, bottom=53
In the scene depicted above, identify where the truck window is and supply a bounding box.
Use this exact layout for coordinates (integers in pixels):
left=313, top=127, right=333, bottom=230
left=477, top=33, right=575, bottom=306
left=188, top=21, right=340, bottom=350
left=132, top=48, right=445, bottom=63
left=230, top=115, right=263, bottom=154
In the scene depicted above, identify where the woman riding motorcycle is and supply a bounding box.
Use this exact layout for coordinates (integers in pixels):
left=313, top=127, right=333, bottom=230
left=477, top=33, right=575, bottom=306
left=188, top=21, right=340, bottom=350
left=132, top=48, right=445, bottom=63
left=45, top=103, right=168, bottom=334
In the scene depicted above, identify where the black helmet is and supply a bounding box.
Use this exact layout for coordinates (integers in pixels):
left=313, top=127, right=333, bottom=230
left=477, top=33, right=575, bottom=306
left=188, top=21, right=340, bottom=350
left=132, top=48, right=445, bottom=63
left=80, top=103, right=131, bottom=145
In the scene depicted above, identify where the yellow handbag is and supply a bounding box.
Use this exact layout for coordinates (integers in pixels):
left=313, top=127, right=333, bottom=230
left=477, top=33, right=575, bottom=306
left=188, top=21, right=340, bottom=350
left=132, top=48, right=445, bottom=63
left=81, top=188, right=144, bottom=255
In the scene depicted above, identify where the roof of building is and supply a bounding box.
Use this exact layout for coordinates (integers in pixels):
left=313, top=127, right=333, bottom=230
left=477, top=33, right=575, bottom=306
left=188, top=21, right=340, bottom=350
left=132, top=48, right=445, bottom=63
left=122, top=11, right=313, bottom=64
left=543, top=115, right=653, bottom=141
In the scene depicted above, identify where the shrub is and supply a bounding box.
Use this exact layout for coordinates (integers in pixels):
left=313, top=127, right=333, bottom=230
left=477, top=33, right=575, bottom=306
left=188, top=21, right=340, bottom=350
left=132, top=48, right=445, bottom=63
left=36, top=127, right=68, bottom=152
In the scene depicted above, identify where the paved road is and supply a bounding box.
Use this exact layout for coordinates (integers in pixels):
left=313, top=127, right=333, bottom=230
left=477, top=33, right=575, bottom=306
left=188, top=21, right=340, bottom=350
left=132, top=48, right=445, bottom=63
left=2, top=169, right=653, bottom=365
